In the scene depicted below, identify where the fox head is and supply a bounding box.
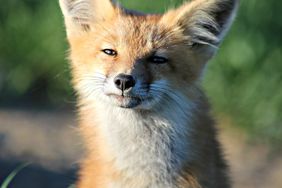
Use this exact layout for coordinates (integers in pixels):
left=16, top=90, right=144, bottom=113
left=60, top=0, right=238, bottom=110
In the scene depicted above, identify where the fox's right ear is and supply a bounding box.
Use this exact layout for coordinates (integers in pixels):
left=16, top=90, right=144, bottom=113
left=59, top=0, right=117, bottom=37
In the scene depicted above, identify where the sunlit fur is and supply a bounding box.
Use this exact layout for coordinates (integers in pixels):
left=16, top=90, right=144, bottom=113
left=59, top=0, right=238, bottom=187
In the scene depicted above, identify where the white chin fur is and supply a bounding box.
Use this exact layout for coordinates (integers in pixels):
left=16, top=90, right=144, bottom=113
left=94, top=90, right=196, bottom=188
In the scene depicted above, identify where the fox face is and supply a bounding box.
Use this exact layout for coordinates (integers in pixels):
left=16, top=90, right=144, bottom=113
left=60, top=0, right=238, bottom=110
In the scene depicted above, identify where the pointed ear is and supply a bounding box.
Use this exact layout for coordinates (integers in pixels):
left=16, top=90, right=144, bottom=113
left=59, top=0, right=117, bottom=37
left=161, top=0, right=239, bottom=48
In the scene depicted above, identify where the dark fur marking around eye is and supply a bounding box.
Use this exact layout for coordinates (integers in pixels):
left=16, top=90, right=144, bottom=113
left=148, top=55, right=168, bottom=64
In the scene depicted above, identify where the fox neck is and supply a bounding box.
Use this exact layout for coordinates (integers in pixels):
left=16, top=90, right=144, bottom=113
left=80, top=93, right=197, bottom=187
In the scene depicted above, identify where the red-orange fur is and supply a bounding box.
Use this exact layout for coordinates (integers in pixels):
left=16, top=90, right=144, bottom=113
left=59, top=0, right=238, bottom=187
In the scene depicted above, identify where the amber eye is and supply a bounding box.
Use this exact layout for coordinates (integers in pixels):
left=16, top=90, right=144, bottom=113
left=148, top=55, right=168, bottom=64
left=102, top=49, right=117, bottom=56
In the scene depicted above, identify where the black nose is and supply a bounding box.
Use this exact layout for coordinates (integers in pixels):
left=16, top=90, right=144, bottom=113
left=114, top=74, right=136, bottom=91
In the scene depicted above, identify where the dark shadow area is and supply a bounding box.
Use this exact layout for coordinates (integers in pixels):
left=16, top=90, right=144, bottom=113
left=0, top=108, right=82, bottom=188
left=0, top=160, right=78, bottom=188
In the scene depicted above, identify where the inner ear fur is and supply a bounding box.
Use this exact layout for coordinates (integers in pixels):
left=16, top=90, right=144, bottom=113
left=160, top=0, right=239, bottom=47
left=59, top=0, right=118, bottom=36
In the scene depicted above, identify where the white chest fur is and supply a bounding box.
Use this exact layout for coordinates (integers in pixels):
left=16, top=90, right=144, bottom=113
left=94, top=97, right=195, bottom=188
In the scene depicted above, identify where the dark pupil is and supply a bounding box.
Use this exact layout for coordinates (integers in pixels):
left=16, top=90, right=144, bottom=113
left=103, top=49, right=116, bottom=56
left=151, top=56, right=167, bottom=64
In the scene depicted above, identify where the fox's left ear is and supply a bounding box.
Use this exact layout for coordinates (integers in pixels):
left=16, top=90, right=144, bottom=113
left=161, top=0, right=239, bottom=48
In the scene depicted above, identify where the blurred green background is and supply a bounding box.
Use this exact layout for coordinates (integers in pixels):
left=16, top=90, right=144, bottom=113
left=0, top=0, right=281, bottom=146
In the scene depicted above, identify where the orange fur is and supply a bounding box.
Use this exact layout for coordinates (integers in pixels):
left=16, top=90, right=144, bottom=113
left=59, top=0, right=238, bottom=187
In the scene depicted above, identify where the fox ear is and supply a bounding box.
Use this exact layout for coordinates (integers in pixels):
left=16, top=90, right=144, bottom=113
left=161, top=0, right=238, bottom=48
left=59, top=0, right=117, bottom=36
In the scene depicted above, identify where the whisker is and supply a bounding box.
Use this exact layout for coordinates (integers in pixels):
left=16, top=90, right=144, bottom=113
left=149, top=83, right=189, bottom=111
left=82, top=86, right=103, bottom=98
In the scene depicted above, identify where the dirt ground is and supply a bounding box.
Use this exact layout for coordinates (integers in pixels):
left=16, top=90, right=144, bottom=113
left=0, top=108, right=281, bottom=188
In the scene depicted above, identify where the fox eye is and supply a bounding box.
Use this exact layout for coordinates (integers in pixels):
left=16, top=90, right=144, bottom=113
left=148, top=55, right=168, bottom=64
left=102, top=49, right=117, bottom=56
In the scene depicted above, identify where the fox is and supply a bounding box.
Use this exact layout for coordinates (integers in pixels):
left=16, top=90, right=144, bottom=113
left=59, top=0, right=238, bottom=187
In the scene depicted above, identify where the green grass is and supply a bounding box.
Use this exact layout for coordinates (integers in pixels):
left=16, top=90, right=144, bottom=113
left=0, top=163, right=30, bottom=188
